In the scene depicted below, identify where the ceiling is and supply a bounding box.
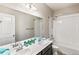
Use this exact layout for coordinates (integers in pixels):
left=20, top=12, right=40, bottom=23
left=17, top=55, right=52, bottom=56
left=46, top=3, right=77, bottom=11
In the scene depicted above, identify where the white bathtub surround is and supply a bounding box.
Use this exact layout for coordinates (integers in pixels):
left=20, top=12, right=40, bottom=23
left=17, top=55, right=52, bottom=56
left=56, top=42, right=79, bottom=55
left=53, top=13, right=79, bottom=55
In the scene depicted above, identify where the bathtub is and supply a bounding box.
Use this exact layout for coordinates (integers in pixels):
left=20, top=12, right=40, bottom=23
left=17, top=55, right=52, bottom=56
left=57, top=45, right=79, bottom=55
left=52, top=42, right=79, bottom=55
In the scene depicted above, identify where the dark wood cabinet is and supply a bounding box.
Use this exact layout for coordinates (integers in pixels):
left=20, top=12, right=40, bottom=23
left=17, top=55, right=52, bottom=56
left=37, top=43, right=53, bottom=55
left=42, top=46, right=53, bottom=55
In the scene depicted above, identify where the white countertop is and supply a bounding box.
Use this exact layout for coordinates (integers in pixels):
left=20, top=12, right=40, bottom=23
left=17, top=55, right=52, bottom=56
left=15, top=40, right=52, bottom=55
left=0, top=38, right=53, bottom=55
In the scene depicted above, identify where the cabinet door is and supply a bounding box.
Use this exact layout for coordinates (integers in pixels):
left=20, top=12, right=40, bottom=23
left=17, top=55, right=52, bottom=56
left=0, top=13, right=15, bottom=46
left=42, top=43, right=53, bottom=55
left=43, top=46, right=53, bottom=55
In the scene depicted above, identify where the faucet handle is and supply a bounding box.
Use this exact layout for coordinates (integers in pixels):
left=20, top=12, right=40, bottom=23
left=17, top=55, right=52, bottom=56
left=12, top=43, right=18, bottom=48
left=15, top=43, right=23, bottom=52
left=19, top=43, right=23, bottom=48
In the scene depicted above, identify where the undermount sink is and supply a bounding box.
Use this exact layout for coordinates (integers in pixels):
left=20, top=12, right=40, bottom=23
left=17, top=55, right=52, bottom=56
left=37, top=40, right=48, bottom=45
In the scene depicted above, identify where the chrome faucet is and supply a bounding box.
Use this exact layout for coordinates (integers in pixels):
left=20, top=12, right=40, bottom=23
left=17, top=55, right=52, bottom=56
left=12, top=43, right=18, bottom=48
left=16, top=43, right=23, bottom=52
left=12, top=42, right=23, bottom=52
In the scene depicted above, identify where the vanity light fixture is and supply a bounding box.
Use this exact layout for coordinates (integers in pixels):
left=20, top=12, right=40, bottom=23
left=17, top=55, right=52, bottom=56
left=24, top=3, right=37, bottom=11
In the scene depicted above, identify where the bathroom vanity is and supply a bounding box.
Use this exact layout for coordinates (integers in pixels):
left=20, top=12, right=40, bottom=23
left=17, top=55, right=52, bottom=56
left=0, top=38, right=53, bottom=55
left=15, top=39, right=53, bottom=55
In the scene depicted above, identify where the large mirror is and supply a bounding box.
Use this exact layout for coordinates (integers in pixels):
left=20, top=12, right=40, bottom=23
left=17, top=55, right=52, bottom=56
left=15, top=13, right=43, bottom=42
left=0, top=3, right=43, bottom=46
